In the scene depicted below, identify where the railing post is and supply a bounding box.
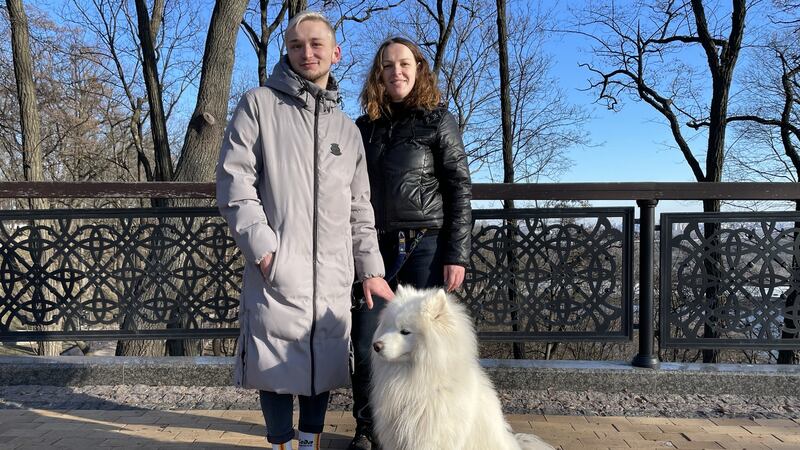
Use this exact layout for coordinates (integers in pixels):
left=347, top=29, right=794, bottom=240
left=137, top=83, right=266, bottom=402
left=633, top=199, right=660, bottom=369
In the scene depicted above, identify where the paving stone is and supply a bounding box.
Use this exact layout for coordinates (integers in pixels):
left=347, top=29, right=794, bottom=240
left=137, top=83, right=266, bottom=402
left=0, top=386, right=799, bottom=449
left=717, top=443, right=772, bottom=450
left=773, top=432, right=800, bottom=443
left=672, top=441, right=723, bottom=449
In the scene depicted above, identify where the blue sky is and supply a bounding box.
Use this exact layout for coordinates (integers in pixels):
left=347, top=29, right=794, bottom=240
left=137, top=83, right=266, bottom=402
left=539, top=4, right=705, bottom=184
left=533, top=14, right=711, bottom=213
left=39, top=0, right=705, bottom=186
left=39, top=0, right=765, bottom=213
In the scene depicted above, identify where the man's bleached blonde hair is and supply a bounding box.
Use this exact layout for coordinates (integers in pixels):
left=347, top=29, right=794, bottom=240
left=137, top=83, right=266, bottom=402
left=285, top=10, right=337, bottom=45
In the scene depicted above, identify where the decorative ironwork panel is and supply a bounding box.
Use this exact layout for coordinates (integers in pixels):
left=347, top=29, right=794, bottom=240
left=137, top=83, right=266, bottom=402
left=661, top=212, right=800, bottom=349
left=455, top=208, right=634, bottom=341
left=1, top=206, right=634, bottom=343
left=0, top=208, right=242, bottom=341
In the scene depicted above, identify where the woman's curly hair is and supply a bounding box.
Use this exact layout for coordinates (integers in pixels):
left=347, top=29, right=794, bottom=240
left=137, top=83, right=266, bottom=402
left=360, top=37, right=441, bottom=121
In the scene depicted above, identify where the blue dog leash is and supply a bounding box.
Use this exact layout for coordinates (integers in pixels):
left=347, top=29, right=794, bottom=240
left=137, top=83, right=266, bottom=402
left=354, top=229, right=427, bottom=308
left=385, top=229, right=427, bottom=282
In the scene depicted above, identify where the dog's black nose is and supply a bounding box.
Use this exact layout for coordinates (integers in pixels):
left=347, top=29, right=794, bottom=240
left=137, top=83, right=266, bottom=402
left=373, top=341, right=383, bottom=353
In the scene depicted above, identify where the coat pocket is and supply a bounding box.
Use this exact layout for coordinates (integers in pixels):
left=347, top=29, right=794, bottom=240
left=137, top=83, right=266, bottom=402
left=265, top=233, right=281, bottom=284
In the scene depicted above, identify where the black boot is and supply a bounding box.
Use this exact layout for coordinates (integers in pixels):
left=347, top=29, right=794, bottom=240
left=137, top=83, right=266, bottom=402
left=347, top=426, right=379, bottom=450
left=349, top=297, right=388, bottom=450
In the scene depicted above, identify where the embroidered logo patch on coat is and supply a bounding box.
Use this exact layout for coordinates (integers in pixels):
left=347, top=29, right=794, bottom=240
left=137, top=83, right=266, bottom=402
left=330, top=143, right=342, bottom=156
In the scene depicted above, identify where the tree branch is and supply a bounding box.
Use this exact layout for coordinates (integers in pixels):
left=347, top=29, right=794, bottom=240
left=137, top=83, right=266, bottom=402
left=690, top=0, right=720, bottom=73
left=336, top=0, right=404, bottom=26
left=647, top=34, right=726, bottom=46
left=239, top=20, right=259, bottom=52
left=414, top=0, right=437, bottom=20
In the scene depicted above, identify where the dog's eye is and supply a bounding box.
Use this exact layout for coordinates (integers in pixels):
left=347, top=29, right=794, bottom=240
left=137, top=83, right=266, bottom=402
left=400, top=329, right=411, bottom=335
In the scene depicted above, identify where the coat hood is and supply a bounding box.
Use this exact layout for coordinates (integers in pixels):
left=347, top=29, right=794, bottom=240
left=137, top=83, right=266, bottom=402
left=265, top=56, right=340, bottom=111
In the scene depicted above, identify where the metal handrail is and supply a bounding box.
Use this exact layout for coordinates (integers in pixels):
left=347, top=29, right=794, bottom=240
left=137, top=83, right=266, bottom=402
left=1, top=181, right=800, bottom=200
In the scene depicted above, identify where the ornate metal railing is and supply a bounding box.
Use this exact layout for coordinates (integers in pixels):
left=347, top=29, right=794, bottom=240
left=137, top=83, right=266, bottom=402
left=461, top=208, right=633, bottom=341
left=661, top=212, right=800, bottom=349
left=3, top=182, right=800, bottom=368
left=0, top=208, right=242, bottom=341
left=0, top=206, right=635, bottom=344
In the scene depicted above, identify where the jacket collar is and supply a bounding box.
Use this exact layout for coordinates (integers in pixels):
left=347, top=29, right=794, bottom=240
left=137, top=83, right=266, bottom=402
left=265, top=56, right=340, bottom=113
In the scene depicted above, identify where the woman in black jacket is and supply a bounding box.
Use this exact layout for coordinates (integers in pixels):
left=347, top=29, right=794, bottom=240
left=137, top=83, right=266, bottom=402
left=347, top=37, right=472, bottom=450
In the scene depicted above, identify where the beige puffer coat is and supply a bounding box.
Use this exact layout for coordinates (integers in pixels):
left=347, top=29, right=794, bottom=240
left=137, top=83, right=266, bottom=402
left=216, top=57, right=384, bottom=395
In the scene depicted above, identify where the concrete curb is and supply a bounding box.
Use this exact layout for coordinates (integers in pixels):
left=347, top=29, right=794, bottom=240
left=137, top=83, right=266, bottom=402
left=482, top=359, right=800, bottom=396
left=2, top=356, right=799, bottom=396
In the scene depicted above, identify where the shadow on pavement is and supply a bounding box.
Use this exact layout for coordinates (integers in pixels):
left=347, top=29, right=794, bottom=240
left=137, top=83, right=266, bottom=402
left=0, top=388, right=353, bottom=449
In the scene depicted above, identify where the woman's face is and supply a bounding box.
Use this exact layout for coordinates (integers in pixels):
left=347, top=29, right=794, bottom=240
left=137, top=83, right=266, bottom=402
left=381, top=43, right=417, bottom=102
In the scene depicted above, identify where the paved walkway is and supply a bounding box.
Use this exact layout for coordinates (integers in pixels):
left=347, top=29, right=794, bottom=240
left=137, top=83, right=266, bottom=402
left=1, top=408, right=800, bottom=449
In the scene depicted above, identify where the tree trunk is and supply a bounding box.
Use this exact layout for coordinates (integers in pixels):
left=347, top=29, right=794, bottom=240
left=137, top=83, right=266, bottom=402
left=495, top=0, right=523, bottom=359
left=257, top=0, right=269, bottom=86
left=287, top=0, right=307, bottom=20
left=777, top=54, right=799, bottom=364
left=430, top=0, right=458, bottom=76
left=6, top=0, right=42, bottom=187
left=167, top=0, right=248, bottom=356
left=173, top=0, right=249, bottom=184
left=115, top=0, right=176, bottom=357
left=691, top=0, right=745, bottom=362
left=134, top=0, right=173, bottom=182
left=117, top=0, right=248, bottom=357
left=6, top=0, right=60, bottom=356
left=241, top=0, right=287, bottom=87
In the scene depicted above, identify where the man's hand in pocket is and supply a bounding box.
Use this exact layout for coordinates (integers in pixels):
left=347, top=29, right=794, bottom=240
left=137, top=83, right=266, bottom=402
left=258, top=253, right=274, bottom=280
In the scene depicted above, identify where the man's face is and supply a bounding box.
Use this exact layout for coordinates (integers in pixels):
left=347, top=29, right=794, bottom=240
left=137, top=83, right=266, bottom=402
left=286, top=19, right=341, bottom=89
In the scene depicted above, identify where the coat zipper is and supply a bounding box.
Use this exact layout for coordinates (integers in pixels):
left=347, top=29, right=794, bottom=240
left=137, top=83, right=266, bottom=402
left=239, top=309, right=247, bottom=387
left=310, top=92, right=322, bottom=396
left=381, top=120, right=394, bottom=229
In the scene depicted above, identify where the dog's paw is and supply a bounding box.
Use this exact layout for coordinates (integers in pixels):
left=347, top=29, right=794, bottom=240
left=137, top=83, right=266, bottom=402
left=514, top=432, right=555, bottom=450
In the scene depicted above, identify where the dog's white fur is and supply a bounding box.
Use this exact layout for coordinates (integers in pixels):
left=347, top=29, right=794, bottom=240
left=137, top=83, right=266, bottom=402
left=370, top=285, right=553, bottom=450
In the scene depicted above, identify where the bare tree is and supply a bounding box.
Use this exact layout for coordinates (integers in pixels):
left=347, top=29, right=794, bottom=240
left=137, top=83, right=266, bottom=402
left=726, top=1, right=799, bottom=364
left=578, top=0, right=746, bottom=211
left=115, top=0, right=250, bottom=357
left=577, top=0, right=748, bottom=363
left=5, top=0, right=60, bottom=356
left=173, top=0, right=249, bottom=184
left=133, top=0, right=172, bottom=181
left=240, top=0, right=288, bottom=86
left=727, top=4, right=799, bottom=181
left=496, top=0, right=512, bottom=200
left=409, top=0, right=458, bottom=75
left=67, top=0, right=203, bottom=184
left=444, top=1, right=586, bottom=181
left=6, top=0, right=44, bottom=191
left=288, top=0, right=307, bottom=19
left=495, top=0, right=526, bottom=359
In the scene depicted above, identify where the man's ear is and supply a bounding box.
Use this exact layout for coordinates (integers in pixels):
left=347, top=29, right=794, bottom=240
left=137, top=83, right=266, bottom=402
left=332, top=45, right=342, bottom=64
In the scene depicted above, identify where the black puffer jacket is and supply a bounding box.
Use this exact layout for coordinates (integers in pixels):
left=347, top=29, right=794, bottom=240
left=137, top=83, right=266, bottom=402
left=356, top=105, right=472, bottom=267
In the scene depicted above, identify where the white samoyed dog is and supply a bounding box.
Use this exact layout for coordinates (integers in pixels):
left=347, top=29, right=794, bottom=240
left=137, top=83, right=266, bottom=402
left=370, top=285, right=554, bottom=450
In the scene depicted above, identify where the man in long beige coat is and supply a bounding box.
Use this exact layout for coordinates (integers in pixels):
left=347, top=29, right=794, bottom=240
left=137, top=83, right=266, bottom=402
left=216, top=11, right=393, bottom=450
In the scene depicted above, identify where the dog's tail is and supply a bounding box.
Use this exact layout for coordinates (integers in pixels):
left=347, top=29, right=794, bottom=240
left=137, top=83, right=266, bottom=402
left=514, top=432, right=555, bottom=450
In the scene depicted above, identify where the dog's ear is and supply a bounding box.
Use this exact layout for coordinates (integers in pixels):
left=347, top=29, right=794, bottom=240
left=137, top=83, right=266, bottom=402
left=395, top=284, right=407, bottom=298
left=422, top=288, right=449, bottom=319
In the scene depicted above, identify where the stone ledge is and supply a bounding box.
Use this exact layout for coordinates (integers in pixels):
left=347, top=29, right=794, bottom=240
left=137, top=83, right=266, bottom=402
left=1, top=356, right=799, bottom=396
left=482, top=359, right=800, bottom=396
